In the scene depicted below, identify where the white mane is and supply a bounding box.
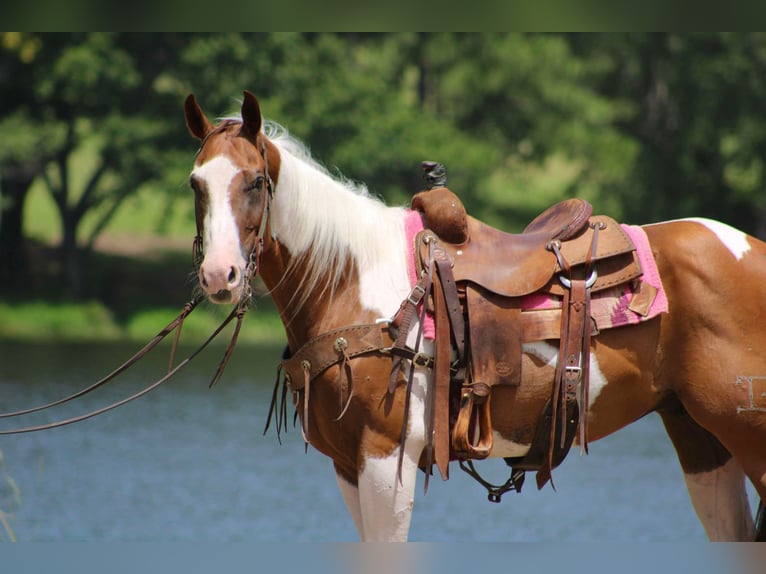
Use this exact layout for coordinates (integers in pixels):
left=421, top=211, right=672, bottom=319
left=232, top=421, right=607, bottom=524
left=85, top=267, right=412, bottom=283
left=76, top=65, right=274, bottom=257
left=263, top=121, right=409, bottom=315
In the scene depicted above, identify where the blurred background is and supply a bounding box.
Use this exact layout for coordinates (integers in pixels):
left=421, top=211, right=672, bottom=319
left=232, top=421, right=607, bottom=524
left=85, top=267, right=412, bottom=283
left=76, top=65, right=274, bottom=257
left=1, top=33, right=764, bottom=541
left=3, top=32, right=766, bottom=342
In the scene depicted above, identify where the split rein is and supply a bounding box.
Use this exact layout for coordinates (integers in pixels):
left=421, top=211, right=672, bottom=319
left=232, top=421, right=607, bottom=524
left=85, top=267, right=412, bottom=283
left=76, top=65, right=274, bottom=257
left=0, top=280, right=254, bottom=436
left=0, top=225, right=266, bottom=434
left=0, top=137, right=276, bottom=436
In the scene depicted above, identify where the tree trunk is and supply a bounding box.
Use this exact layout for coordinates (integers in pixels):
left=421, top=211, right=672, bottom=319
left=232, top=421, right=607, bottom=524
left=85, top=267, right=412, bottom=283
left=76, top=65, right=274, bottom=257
left=0, top=172, right=34, bottom=290
left=60, top=212, right=85, bottom=299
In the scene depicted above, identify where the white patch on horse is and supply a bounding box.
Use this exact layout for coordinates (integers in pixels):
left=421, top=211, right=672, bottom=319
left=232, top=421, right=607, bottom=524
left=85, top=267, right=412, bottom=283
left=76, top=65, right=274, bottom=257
left=491, top=434, right=531, bottom=458
left=354, top=336, right=431, bottom=541
left=357, top=448, right=417, bottom=541
left=651, top=218, right=751, bottom=261
left=686, top=218, right=751, bottom=261
left=522, top=341, right=609, bottom=409
left=491, top=342, right=610, bottom=458
left=192, top=155, right=247, bottom=269
left=335, top=472, right=364, bottom=538
left=355, top=212, right=412, bottom=317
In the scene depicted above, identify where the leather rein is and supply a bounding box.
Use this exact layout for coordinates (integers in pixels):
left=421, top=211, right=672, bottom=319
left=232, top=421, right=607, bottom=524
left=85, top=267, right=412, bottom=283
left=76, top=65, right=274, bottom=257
left=0, top=138, right=274, bottom=435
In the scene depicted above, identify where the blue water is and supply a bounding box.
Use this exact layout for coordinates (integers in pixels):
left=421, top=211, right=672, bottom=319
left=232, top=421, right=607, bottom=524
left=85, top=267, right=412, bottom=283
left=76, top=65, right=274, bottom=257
left=0, top=340, right=757, bottom=541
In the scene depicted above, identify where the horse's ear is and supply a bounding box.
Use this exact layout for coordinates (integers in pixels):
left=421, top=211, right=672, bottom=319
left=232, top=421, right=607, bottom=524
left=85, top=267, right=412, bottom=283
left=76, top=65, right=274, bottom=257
left=184, top=94, right=213, bottom=140
left=240, top=90, right=262, bottom=140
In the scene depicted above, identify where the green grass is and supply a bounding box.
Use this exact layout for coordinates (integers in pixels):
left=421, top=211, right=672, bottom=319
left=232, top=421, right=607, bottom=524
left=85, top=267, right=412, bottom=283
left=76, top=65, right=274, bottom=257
left=0, top=299, right=287, bottom=345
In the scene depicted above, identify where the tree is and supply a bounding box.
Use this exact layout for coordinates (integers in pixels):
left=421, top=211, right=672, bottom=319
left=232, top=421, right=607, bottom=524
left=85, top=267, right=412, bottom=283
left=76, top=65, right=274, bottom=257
left=570, top=33, right=766, bottom=236
left=0, top=33, right=192, bottom=297
left=0, top=33, right=62, bottom=285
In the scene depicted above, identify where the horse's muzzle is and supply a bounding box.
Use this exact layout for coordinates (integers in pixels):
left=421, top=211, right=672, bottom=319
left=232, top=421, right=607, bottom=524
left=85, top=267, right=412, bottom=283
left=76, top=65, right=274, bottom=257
left=199, top=264, right=244, bottom=304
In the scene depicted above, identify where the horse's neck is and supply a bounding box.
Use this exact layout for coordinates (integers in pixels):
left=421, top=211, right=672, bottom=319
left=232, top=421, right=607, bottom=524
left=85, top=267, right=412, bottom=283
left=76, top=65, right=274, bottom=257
left=260, top=247, right=368, bottom=347
left=259, top=172, right=412, bottom=350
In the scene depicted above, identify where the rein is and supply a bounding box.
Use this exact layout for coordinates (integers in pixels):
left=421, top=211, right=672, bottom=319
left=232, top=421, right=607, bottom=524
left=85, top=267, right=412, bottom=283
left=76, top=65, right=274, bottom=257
left=0, top=300, right=240, bottom=434
left=0, top=295, right=202, bottom=423
left=0, top=139, right=275, bottom=435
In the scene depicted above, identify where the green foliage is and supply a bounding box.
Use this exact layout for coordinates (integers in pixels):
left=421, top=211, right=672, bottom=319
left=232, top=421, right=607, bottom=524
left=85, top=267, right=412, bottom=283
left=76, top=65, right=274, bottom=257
left=5, top=33, right=766, bottom=310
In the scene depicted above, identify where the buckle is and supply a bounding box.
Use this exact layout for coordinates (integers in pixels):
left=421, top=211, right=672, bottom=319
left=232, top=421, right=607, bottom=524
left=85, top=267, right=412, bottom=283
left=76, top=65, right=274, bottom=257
left=412, top=352, right=433, bottom=368
left=407, top=284, right=427, bottom=306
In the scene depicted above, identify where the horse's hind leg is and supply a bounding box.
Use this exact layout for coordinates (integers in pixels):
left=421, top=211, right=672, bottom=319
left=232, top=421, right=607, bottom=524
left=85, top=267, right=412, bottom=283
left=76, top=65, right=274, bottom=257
left=659, top=402, right=754, bottom=540
left=756, top=501, right=766, bottom=541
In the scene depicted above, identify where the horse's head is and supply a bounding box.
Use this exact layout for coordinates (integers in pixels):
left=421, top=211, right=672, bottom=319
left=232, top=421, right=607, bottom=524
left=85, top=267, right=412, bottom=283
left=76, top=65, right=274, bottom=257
left=184, top=91, right=280, bottom=305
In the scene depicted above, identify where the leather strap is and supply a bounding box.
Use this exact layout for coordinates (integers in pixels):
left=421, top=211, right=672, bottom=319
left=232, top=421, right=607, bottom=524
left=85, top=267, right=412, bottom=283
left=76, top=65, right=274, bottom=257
left=282, top=323, right=394, bottom=390
left=431, top=243, right=466, bottom=362
left=388, top=266, right=431, bottom=394
left=534, top=224, right=600, bottom=487
left=0, top=297, right=245, bottom=435
left=430, top=269, right=452, bottom=481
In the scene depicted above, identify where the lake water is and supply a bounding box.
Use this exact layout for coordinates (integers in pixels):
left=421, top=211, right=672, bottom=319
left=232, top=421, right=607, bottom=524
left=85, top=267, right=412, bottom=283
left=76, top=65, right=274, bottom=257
left=0, top=339, right=758, bottom=542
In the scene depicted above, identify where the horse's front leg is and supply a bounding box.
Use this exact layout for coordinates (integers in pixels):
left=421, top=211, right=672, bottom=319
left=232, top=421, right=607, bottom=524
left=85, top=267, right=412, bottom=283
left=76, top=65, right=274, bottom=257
left=335, top=464, right=365, bottom=538
left=355, top=359, right=431, bottom=542
left=355, top=439, right=423, bottom=541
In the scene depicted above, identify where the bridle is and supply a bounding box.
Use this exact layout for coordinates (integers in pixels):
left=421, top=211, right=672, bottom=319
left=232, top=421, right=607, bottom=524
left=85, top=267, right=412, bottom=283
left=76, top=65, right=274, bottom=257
left=0, top=127, right=275, bottom=434
left=201, top=134, right=275, bottom=388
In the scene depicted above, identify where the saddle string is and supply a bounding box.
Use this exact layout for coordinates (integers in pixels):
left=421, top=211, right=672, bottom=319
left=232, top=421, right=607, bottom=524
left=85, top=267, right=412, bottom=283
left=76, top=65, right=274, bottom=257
left=0, top=295, right=203, bottom=421
left=332, top=340, right=355, bottom=422
left=263, top=344, right=294, bottom=443
left=0, top=129, right=276, bottom=434
left=300, top=360, right=311, bottom=445
left=263, top=363, right=286, bottom=443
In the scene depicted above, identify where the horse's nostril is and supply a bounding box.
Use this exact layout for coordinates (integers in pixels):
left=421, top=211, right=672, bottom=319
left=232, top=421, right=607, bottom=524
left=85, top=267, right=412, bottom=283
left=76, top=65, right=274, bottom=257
left=228, top=267, right=240, bottom=286
left=200, top=272, right=208, bottom=288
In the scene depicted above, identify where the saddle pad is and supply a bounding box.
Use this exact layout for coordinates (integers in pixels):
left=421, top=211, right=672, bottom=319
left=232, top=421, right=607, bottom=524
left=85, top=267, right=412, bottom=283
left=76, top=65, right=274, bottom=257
left=521, top=224, right=669, bottom=331
left=404, top=209, right=436, bottom=339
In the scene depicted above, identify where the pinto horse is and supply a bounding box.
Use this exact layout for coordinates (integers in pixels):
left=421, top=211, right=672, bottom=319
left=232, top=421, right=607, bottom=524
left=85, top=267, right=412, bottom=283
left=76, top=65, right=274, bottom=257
left=184, top=90, right=765, bottom=542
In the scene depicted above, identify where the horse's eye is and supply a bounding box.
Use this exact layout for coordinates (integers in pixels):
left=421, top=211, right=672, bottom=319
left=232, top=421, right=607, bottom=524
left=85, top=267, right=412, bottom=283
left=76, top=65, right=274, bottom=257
left=247, top=176, right=265, bottom=193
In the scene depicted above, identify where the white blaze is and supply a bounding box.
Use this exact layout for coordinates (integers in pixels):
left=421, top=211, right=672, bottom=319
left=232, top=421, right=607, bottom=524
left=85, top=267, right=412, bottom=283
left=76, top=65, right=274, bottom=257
left=191, top=155, right=246, bottom=270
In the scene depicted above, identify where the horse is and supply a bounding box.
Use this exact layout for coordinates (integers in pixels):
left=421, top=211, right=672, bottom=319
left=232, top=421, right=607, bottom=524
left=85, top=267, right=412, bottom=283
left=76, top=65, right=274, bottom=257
left=183, top=90, right=766, bottom=542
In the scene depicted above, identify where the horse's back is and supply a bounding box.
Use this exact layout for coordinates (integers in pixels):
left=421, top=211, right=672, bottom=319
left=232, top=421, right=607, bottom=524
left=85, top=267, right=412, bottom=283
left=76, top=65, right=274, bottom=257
left=644, top=217, right=766, bottom=331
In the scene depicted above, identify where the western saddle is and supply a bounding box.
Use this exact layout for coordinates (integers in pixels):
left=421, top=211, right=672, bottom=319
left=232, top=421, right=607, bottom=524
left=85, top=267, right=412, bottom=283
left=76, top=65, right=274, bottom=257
left=396, top=162, right=642, bottom=494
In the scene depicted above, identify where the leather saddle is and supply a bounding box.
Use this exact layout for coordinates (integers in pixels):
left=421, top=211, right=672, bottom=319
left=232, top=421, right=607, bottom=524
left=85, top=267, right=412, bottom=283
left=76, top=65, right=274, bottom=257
left=410, top=184, right=643, bottom=488
left=413, top=188, right=640, bottom=298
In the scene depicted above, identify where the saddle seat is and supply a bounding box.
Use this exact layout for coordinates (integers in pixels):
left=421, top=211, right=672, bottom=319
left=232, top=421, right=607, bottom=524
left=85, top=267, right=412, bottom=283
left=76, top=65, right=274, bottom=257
left=413, top=187, right=640, bottom=298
